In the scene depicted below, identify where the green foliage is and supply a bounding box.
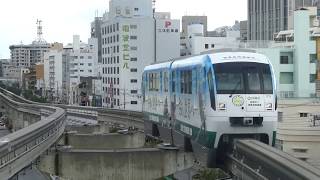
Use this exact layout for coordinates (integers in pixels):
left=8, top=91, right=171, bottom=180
left=193, top=168, right=228, bottom=180
left=22, top=89, right=47, bottom=103
left=0, top=82, right=22, bottom=95
left=109, top=126, right=119, bottom=133
left=156, top=175, right=177, bottom=180
left=0, top=82, right=47, bottom=103
left=144, top=136, right=163, bottom=147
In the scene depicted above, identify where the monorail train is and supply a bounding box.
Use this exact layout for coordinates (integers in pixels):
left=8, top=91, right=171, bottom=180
left=142, top=50, right=277, bottom=167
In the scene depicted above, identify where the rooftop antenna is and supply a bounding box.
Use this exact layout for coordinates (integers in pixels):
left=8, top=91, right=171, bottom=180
left=152, top=0, right=156, bottom=15
left=34, top=19, right=46, bottom=44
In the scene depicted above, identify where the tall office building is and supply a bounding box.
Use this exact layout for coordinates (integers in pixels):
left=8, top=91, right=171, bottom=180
left=247, top=0, right=318, bottom=40
left=91, top=17, right=103, bottom=64
left=100, top=0, right=180, bottom=111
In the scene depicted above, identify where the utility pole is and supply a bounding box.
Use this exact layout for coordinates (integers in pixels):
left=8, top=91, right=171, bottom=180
left=124, top=88, right=126, bottom=110
left=153, top=0, right=157, bottom=63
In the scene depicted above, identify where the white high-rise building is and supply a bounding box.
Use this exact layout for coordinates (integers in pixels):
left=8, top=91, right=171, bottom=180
left=43, top=44, right=69, bottom=103
left=68, top=36, right=99, bottom=105
left=101, top=0, right=180, bottom=111
left=44, top=36, right=99, bottom=104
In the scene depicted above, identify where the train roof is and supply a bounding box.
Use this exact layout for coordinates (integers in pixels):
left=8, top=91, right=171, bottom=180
left=143, top=61, right=172, bottom=71
left=144, top=51, right=270, bottom=71
left=209, top=52, right=270, bottom=64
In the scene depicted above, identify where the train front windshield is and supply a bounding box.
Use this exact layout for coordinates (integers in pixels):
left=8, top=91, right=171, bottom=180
left=214, top=62, right=273, bottom=94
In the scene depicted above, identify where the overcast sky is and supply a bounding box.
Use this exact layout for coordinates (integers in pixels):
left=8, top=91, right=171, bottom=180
left=0, top=0, right=247, bottom=58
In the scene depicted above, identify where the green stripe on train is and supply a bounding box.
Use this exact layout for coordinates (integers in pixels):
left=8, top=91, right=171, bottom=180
left=144, top=112, right=216, bottom=148
left=272, top=131, right=276, bottom=147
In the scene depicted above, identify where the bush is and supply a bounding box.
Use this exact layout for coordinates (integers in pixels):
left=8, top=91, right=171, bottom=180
left=193, top=168, right=228, bottom=180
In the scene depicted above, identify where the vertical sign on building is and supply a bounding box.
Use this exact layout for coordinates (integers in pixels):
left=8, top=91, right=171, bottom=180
left=122, top=25, right=130, bottom=70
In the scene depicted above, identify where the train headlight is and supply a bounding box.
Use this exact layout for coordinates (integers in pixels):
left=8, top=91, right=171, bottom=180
left=265, top=103, right=272, bottom=110
left=218, top=103, right=226, bottom=110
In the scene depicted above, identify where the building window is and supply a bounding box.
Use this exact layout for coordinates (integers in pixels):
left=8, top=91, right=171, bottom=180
left=130, top=46, right=138, bottom=51
left=130, top=25, right=137, bottom=29
left=293, top=148, right=308, bottom=153
left=280, top=56, right=289, bottom=64
left=130, top=57, right=137, bottom=61
left=80, top=63, right=84, bottom=65
left=117, top=56, right=119, bottom=63
left=88, top=70, right=92, bottom=73
left=130, top=36, right=137, bottom=40
left=205, top=44, right=209, bottom=49
left=88, top=63, right=92, bottom=66
left=310, top=54, right=317, bottom=63
left=117, top=67, right=119, bottom=74
left=300, top=113, right=308, bottom=117
left=280, top=72, right=293, bottom=84
left=131, top=79, right=138, bottom=83
left=80, top=70, right=84, bottom=72
left=131, top=101, right=138, bottom=104
left=211, top=44, right=215, bottom=48
left=80, top=56, right=84, bottom=59
left=131, top=68, right=137, bottom=72
left=116, top=23, right=119, bottom=31
left=134, top=7, right=139, bottom=11
left=117, top=99, right=120, bottom=106
left=88, top=56, right=92, bottom=59
left=131, top=90, right=138, bottom=94
left=310, top=74, right=316, bottom=83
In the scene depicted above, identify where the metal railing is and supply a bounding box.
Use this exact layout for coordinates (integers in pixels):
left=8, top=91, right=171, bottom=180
left=0, top=88, right=66, bottom=179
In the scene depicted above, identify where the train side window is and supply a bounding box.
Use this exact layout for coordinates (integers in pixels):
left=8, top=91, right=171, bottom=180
left=172, top=71, right=176, bottom=93
left=148, top=72, right=160, bottom=91
left=180, top=70, right=192, bottom=94
left=149, top=73, right=153, bottom=91
left=160, top=71, right=163, bottom=92
left=164, top=71, right=168, bottom=92
left=207, top=69, right=216, bottom=110
left=154, top=73, right=159, bottom=91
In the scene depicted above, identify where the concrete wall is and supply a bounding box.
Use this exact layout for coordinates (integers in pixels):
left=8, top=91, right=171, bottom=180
left=66, top=132, right=145, bottom=149
left=65, top=125, right=102, bottom=134
left=277, top=99, right=320, bottom=169
left=38, top=148, right=194, bottom=180
left=97, top=112, right=144, bottom=130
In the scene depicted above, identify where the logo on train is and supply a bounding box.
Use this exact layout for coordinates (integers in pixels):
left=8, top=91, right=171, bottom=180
left=232, top=95, right=244, bottom=106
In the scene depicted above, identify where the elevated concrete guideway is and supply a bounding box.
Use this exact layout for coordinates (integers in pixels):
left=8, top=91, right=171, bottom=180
left=227, top=140, right=320, bottom=180
left=0, top=88, right=66, bottom=179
